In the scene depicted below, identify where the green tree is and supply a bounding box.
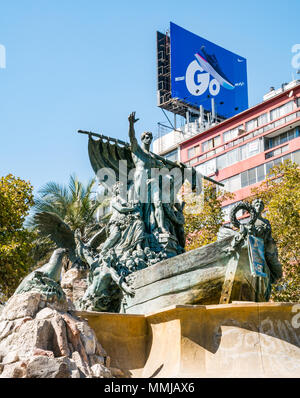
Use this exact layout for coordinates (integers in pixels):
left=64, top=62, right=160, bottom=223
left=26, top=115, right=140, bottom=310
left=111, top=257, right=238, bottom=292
left=30, top=175, right=106, bottom=265
left=33, top=175, right=101, bottom=233
left=0, top=174, right=35, bottom=301
left=183, top=181, right=234, bottom=251
left=251, top=160, right=300, bottom=302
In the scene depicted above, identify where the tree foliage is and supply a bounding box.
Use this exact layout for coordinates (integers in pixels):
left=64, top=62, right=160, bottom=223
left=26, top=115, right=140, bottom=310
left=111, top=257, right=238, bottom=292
left=32, top=174, right=100, bottom=234
left=183, top=181, right=234, bottom=251
left=29, top=175, right=106, bottom=266
left=0, top=174, right=35, bottom=301
left=251, top=160, right=300, bottom=302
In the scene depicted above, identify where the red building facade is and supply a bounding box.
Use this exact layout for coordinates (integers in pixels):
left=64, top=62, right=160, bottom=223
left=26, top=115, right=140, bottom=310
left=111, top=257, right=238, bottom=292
left=180, top=81, right=300, bottom=221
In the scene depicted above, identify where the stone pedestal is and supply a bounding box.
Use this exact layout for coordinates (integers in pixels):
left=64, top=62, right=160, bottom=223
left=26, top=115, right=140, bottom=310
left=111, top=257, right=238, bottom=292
left=76, top=302, right=300, bottom=378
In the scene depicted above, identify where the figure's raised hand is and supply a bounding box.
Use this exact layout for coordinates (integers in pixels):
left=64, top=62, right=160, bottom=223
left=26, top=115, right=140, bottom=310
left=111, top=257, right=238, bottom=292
left=128, top=111, right=139, bottom=125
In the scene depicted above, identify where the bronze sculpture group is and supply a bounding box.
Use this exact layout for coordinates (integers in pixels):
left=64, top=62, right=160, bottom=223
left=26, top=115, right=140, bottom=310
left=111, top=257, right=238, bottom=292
left=75, top=112, right=189, bottom=311
left=14, top=113, right=283, bottom=311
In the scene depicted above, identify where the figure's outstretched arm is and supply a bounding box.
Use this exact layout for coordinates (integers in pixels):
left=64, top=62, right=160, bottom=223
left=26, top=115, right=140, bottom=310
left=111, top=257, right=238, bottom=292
left=128, top=111, right=139, bottom=152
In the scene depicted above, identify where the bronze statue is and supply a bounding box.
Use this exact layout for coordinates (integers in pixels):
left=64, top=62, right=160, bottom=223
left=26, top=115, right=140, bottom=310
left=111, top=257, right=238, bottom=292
left=14, top=113, right=284, bottom=314
left=100, top=181, right=144, bottom=255
left=128, top=111, right=167, bottom=233
left=14, top=248, right=68, bottom=302
left=72, top=112, right=198, bottom=311
left=249, top=199, right=282, bottom=287
left=86, top=112, right=192, bottom=257
left=218, top=199, right=282, bottom=300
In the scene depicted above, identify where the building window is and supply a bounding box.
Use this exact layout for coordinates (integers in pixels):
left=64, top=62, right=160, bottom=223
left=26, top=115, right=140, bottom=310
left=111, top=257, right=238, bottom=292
left=188, top=147, right=195, bottom=159
left=270, top=105, right=280, bottom=120
left=216, top=153, right=227, bottom=170
left=220, top=150, right=298, bottom=194
left=258, top=113, right=269, bottom=126
left=206, top=150, right=215, bottom=158
left=164, top=149, right=178, bottom=162
left=246, top=113, right=269, bottom=132
left=215, top=146, right=223, bottom=154
left=257, top=164, right=265, bottom=182
left=279, top=132, right=288, bottom=145
left=188, top=145, right=200, bottom=159
left=241, top=170, right=248, bottom=188
left=196, top=163, right=205, bottom=175
left=224, top=166, right=262, bottom=190
left=270, top=101, right=294, bottom=121
left=248, top=139, right=260, bottom=156
left=233, top=138, right=243, bottom=146
left=198, top=154, right=207, bottom=162
left=263, top=123, right=273, bottom=132
left=240, top=143, right=248, bottom=161
left=248, top=168, right=257, bottom=185
left=240, top=139, right=260, bottom=161
left=216, top=139, right=260, bottom=171
left=214, top=135, right=221, bottom=147
left=274, top=118, right=285, bottom=128
left=293, top=150, right=300, bottom=164
left=225, top=141, right=234, bottom=149
left=202, top=136, right=221, bottom=153
left=246, top=118, right=258, bottom=132
left=265, top=152, right=292, bottom=175
left=202, top=140, right=212, bottom=152
left=223, top=125, right=243, bottom=143
left=195, top=158, right=216, bottom=176
left=228, top=174, right=241, bottom=192
left=254, top=127, right=264, bottom=136
left=227, top=148, right=239, bottom=165
left=286, top=113, right=297, bottom=122
left=265, top=127, right=299, bottom=150
left=265, top=161, right=274, bottom=175
left=265, top=145, right=289, bottom=159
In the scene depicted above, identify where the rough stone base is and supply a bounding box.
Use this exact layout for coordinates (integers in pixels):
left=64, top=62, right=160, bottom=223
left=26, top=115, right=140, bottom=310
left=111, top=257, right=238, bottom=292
left=61, top=268, right=88, bottom=305
left=0, top=292, right=117, bottom=378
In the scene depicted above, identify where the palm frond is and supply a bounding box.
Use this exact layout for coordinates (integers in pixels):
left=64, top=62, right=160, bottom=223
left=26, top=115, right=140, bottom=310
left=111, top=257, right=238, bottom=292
left=35, top=181, right=71, bottom=218
left=39, top=181, right=69, bottom=201
left=32, top=174, right=106, bottom=246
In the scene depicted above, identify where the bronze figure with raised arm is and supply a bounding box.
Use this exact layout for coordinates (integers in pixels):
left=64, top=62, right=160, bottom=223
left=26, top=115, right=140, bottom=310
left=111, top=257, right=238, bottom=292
left=128, top=111, right=167, bottom=233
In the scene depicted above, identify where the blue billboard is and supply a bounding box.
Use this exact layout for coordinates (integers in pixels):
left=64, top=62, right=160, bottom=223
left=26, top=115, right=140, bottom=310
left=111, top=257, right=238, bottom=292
left=170, top=22, right=248, bottom=118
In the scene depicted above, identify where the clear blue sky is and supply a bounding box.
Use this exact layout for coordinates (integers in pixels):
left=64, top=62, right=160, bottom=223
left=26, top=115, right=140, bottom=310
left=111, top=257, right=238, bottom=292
left=0, top=0, right=299, bottom=193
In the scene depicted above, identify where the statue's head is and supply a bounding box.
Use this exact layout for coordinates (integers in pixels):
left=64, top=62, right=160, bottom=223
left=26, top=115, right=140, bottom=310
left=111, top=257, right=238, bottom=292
left=252, top=198, right=264, bottom=215
left=51, top=247, right=68, bottom=262
left=141, top=131, right=153, bottom=146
